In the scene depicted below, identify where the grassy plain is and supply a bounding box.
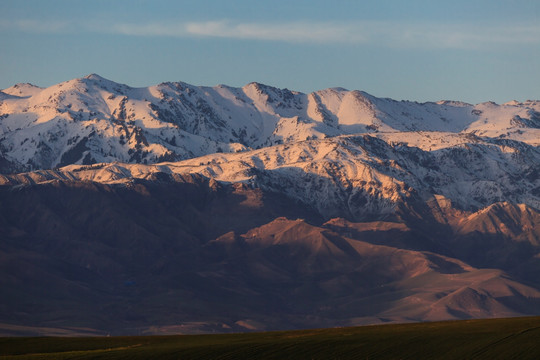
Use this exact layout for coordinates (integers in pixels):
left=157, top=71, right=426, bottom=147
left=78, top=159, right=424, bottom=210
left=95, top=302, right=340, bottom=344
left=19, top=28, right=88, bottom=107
left=1, top=316, right=540, bottom=359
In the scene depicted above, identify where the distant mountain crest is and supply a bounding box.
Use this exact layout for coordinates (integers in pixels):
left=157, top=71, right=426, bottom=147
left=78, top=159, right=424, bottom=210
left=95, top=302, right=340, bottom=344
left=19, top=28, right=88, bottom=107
left=1, top=74, right=539, bottom=173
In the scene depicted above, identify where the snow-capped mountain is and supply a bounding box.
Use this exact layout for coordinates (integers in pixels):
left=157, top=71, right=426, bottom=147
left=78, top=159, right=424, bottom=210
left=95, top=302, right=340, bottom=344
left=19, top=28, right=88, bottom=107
left=1, top=75, right=540, bottom=335
left=3, top=131, right=539, bottom=217
left=1, top=74, right=539, bottom=172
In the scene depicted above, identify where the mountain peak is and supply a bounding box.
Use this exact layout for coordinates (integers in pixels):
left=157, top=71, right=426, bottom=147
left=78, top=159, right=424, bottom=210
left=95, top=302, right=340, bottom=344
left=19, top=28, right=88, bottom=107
left=2, top=82, right=43, bottom=97
left=243, top=81, right=296, bottom=94
left=83, top=73, right=108, bottom=81
left=77, top=73, right=133, bottom=93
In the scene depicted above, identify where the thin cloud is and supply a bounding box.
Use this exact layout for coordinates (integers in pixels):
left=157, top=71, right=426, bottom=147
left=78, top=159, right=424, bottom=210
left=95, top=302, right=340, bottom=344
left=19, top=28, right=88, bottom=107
left=110, top=23, right=188, bottom=37
left=102, top=20, right=540, bottom=49
left=3, top=18, right=540, bottom=49
left=184, top=21, right=366, bottom=43
left=108, top=20, right=540, bottom=49
left=386, top=23, right=540, bottom=49
left=0, top=19, right=72, bottom=33
left=106, top=20, right=363, bottom=43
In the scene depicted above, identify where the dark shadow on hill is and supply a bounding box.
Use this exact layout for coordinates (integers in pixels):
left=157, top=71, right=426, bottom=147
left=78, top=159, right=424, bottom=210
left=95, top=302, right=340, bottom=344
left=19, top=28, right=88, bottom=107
left=1, top=174, right=540, bottom=335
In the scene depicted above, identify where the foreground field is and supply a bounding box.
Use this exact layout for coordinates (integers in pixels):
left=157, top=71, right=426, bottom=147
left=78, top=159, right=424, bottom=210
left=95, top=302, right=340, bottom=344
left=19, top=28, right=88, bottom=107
left=1, top=316, right=540, bottom=359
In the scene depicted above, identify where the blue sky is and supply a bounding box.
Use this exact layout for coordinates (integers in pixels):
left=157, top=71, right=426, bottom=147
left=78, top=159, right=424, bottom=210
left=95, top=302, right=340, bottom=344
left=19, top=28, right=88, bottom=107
left=1, top=0, right=539, bottom=103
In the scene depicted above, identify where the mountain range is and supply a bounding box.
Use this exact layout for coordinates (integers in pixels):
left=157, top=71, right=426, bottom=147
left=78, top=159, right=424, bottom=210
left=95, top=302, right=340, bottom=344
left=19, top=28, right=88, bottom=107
left=1, top=75, right=539, bottom=335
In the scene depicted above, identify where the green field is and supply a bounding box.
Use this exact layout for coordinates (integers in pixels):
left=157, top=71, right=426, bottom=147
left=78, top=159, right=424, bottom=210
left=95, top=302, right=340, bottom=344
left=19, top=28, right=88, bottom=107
left=1, top=317, right=540, bottom=359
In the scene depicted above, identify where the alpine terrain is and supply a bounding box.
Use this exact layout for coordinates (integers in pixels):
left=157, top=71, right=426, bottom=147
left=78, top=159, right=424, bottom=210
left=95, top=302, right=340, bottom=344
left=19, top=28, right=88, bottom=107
left=1, top=74, right=540, bottom=335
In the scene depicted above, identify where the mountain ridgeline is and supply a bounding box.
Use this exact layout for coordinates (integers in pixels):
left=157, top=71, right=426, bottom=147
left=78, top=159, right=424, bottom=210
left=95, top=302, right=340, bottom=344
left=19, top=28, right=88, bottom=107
left=1, top=75, right=540, bottom=335
left=1, top=73, right=539, bottom=172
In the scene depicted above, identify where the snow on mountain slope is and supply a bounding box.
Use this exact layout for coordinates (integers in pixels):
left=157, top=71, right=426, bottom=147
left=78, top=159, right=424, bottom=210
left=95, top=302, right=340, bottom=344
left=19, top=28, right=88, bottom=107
left=465, top=100, right=540, bottom=145
left=3, top=132, right=539, bottom=219
left=2, top=83, right=43, bottom=98
left=1, top=74, right=539, bottom=172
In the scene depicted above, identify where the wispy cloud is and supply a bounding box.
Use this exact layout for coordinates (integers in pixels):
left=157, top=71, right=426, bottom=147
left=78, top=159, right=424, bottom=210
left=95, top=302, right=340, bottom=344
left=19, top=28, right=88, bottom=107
left=3, top=18, right=540, bottom=49
left=184, top=21, right=366, bottom=43
left=1, top=19, right=72, bottom=33
left=110, top=23, right=187, bottom=37
left=106, top=20, right=364, bottom=43
left=107, top=20, right=540, bottom=49
left=385, top=23, right=540, bottom=49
